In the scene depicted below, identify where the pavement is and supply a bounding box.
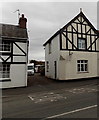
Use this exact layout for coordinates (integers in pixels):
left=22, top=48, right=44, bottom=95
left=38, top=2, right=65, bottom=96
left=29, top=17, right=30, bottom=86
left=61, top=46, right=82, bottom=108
left=1, top=74, right=99, bottom=119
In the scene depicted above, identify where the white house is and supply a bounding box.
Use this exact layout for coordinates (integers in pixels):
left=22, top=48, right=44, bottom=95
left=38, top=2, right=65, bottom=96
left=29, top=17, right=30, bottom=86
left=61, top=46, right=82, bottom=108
left=0, top=14, right=29, bottom=88
left=43, top=10, right=99, bottom=80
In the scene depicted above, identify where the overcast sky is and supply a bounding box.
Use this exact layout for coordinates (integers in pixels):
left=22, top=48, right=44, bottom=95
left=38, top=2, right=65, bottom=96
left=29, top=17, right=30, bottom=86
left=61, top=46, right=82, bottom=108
left=1, top=2, right=97, bottom=61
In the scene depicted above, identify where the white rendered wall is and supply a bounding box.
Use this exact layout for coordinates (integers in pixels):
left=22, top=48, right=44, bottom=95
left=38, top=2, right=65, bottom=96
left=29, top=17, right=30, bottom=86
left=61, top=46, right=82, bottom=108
left=45, top=35, right=98, bottom=80
left=59, top=51, right=98, bottom=80
left=2, top=64, right=27, bottom=88
left=45, top=35, right=60, bottom=79
left=1, top=41, right=28, bottom=88
left=13, top=42, right=27, bottom=62
left=97, top=38, right=99, bottom=76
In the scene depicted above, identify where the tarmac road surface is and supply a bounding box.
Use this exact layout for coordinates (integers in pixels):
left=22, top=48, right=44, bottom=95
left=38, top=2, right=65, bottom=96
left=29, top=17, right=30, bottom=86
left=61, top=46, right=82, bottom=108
left=2, top=74, right=98, bottom=119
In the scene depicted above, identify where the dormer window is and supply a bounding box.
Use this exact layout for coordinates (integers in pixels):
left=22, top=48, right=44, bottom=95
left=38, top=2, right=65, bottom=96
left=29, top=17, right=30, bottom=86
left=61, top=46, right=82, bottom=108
left=78, top=38, right=86, bottom=50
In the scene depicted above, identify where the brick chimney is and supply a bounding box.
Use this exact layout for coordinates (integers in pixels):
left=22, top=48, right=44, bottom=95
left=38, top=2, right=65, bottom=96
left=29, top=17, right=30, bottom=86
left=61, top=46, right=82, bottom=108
left=19, top=14, right=27, bottom=29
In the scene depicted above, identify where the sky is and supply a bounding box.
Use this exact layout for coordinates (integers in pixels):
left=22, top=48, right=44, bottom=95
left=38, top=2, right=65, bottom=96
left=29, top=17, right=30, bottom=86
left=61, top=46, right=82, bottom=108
left=1, top=1, right=98, bottom=61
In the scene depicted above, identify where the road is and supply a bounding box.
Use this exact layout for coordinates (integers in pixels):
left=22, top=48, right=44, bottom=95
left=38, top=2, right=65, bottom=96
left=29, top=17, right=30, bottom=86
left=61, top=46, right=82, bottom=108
left=2, top=75, right=98, bottom=119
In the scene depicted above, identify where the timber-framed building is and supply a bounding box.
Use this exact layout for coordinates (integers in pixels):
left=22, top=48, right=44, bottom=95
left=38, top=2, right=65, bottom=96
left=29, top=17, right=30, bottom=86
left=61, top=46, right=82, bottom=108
left=0, top=14, right=29, bottom=88
left=43, top=10, right=99, bottom=80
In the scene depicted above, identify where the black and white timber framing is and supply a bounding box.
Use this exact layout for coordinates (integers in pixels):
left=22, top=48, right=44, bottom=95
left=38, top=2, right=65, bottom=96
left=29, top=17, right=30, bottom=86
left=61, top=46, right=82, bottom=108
left=44, top=11, right=99, bottom=53
left=0, top=37, right=28, bottom=64
left=0, top=24, right=29, bottom=65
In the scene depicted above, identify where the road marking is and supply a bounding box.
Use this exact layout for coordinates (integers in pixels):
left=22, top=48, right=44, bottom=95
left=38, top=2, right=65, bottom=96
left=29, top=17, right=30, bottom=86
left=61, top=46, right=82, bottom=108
left=44, top=105, right=97, bottom=119
left=28, top=96, right=34, bottom=101
left=39, top=99, right=42, bottom=101
left=51, top=99, right=54, bottom=102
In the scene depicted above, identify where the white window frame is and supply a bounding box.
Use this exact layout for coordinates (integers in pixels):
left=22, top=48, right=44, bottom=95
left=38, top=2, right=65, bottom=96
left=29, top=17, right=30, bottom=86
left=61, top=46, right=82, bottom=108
left=77, top=60, right=88, bottom=73
left=0, top=64, right=10, bottom=79
left=78, top=38, right=86, bottom=50
left=0, top=41, right=11, bottom=52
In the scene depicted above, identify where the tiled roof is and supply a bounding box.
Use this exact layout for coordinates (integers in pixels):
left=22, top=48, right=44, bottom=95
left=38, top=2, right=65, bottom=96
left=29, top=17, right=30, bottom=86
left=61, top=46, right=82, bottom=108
left=0, top=24, right=28, bottom=39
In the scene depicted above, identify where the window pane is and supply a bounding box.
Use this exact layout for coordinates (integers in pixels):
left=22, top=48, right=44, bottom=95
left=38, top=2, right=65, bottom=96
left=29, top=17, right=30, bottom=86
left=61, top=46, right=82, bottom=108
left=78, top=39, right=86, bottom=49
left=77, top=64, right=80, bottom=71
left=2, top=41, right=11, bottom=51
left=3, top=65, right=6, bottom=71
left=2, top=72, right=5, bottom=78
left=7, top=65, right=10, bottom=71
left=0, top=64, right=2, bottom=71
left=85, top=64, right=88, bottom=71
left=83, top=60, right=87, bottom=63
left=77, top=60, right=80, bottom=63
left=81, top=64, right=84, bottom=71
left=82, top=42, right=85, bottom=48
left=78, top=43, right=81, bottom=49
left=6, top=72, right=9, bottom=78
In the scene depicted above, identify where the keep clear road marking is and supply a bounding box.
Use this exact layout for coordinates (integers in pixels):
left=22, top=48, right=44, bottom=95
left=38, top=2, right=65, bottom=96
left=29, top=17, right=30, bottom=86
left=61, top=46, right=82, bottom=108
left=43, top=105, right=97, bottom=120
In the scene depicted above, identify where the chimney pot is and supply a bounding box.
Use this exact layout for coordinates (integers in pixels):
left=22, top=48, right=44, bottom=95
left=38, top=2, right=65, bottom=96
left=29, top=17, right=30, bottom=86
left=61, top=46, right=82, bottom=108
left=19, top=14, right=27, bottom=29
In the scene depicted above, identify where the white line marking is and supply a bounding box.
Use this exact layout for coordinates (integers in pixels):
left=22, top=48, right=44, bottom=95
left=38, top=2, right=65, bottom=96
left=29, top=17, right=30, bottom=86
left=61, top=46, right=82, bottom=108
left=51, top=99, right=54, bottom=102
left=39, top=99, right=42, bottom=101
left=45, top=105, right=97, bottom=119
left=28, top=96, right=34, bottom=101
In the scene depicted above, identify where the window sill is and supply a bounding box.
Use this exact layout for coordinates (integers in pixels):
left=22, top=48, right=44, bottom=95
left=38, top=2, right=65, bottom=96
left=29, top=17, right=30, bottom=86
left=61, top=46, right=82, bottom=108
left=0, top=51, right=11, bottom=53
left=0, top=78, right=11, bottom=82
left=77, top=71, right=89, bottom=74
